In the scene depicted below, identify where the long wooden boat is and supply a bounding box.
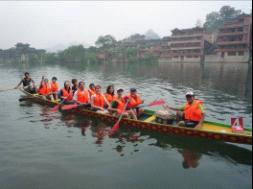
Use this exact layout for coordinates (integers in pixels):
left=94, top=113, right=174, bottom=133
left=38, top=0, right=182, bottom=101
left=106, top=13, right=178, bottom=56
left=19, top=89, right=252, bottom=145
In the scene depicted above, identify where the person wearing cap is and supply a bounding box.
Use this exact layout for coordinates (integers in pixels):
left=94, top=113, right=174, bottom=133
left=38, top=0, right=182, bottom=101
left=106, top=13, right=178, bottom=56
left=15, top=72, right=36, bottom=94
left=164, top=91, right=205, bottom=129
left=110, top=89, right=137, bottom=119
left=126, top=88, right=144, bottom=117
left=51, top=77, right=59, bottom=100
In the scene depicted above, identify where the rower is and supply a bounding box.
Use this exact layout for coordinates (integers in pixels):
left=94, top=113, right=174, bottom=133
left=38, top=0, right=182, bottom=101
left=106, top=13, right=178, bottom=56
left=127, top=88, right=144, bottom=117
left=164, top=91, right=205, bottom=129
left=73, top=81, right=90, bottom=104
left=88, top=83, right=96, bottom=97
left=59, top=81, right=73, bottom=104
left=72, top=79, right=78, bottom=94
left=38, top=77, right=52, bottom=99
left=15, top=72, right=36, bottom=94
left=105, top=85, right=116, bottom=104
left=110, top=89, right=137, bottom=120
left=91, top=85, right=110, bottom=112
left=51, top=77, right=59, bottom=100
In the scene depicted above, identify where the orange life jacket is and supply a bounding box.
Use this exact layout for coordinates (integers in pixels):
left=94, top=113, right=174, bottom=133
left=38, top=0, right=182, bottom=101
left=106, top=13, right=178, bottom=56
left=61, top=88, right=73, bottom=101
left=128, top=94, right=142, bottom=108
left=76, top=89, right=90, bottom=103
left=39, top=82, right=51, bottom=95
left=105, top=93, right=116, bottom=103
left=92, top=93, right=105, bottom=108
left=184, top=100, right=203, bottom=122
left=51, top=82, right=59, bottom=93
left=115, top=97, right=126, bottom=113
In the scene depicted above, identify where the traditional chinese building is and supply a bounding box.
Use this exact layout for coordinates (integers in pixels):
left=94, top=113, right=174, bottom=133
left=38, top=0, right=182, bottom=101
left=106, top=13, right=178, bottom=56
left=216, top=14, right=252, bottom=62
left=160, top=27, right=213, bottom=63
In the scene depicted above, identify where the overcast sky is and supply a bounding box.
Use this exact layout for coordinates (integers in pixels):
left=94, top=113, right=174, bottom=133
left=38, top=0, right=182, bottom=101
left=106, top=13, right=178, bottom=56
left=0, top=1, right=251, bottom=50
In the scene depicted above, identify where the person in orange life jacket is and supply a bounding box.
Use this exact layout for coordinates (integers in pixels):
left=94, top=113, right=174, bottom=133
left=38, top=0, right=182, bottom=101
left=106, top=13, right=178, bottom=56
left=105, top=85, right=116, bottom=103
left=73, top=81, right=90, bottom=104
left=126, top=88, right=144, bottom=117
left=72, top=79, right=78, bottom=94
left=110, top=89, right=137, bottom=119
left=51, top=77, right=59, bottom=100
left=88, top=83, right=96, bottom=98
left=15, top=72, right=37, bottom=94
left=59, top=81, right=73, bottom=103
left=182, top=149, right=202, bottom=169
left=164, top=91, right=205, bottom=129
left=38, top=77, right=52, bottom=99
left=91, top=85, right=110, bottom=111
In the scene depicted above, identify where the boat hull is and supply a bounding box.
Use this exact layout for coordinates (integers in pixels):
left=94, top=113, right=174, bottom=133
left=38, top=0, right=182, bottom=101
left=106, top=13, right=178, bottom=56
left=68, top=108, right=252, bottom=145
left=19, top=89, right=252, bottom=145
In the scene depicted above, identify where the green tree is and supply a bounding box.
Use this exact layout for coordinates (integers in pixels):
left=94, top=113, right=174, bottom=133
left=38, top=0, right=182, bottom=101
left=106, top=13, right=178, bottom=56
left=58, top=45, right=85, bottom=63
left=219, top=6, right=242, bottom=20
left=204, top=5, right=243, bottom=32
left=95, top=35, right=117, bottom=48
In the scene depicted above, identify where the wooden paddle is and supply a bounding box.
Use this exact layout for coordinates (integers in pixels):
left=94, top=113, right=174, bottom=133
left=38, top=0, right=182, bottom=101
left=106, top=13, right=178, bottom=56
left=19, top=96, right=35, bottom=102
left=0, top=88, right=16, bottom=93
left=109, top=100, right=130, bottom=136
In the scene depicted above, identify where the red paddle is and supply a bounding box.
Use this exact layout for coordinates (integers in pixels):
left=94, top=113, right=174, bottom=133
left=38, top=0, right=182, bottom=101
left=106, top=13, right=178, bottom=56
left=51, top=102, right=63, bottom=113
left=61, top=104, right=78, bottom=111
left=109, top=100, right=130, bottom=136
left=51, top=97, right=69, bottom=112
left=147, top=99, right=166, bottom=107
left=138, top=99, right=166, bottom=108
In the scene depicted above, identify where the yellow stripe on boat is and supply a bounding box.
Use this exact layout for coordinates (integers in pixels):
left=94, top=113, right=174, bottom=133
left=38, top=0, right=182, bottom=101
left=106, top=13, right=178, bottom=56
left=201, top=122, right=252, bottom=136
left=201, top=123, right=232, bottom=133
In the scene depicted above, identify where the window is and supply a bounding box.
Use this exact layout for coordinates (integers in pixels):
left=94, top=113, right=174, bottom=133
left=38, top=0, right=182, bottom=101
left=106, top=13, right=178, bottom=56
left=238, top=51, right=244, bottom=56
left=237, top=27, right=244, bottom=32
left=228, top=51, right=236, bottom=56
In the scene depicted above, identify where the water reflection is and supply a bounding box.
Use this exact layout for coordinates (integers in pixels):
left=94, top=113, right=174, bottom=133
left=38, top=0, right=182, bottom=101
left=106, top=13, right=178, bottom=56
left=180, top=149, right=202, bottom=169
left=59, top=111, right=252, bottom=168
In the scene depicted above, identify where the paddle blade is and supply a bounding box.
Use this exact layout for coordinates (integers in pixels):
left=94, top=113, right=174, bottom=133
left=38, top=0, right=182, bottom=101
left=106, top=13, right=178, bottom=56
left=51, top=105, right=60, bottom=112
left=109, top=122, right=120, bottom=136
left=61, top=104, right=78, bottom=111
left=148, top=99, right=166, bottom=107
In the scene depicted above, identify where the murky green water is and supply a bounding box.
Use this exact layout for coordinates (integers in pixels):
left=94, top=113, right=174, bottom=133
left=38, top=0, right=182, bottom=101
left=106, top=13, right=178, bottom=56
left=0, top=62, right=252, bottom=189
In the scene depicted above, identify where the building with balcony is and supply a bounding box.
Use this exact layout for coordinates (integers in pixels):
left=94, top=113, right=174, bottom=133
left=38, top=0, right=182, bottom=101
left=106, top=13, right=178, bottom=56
left=216, top=14, right=252, bottom=63
left=160, top=27, right=214, bottom=63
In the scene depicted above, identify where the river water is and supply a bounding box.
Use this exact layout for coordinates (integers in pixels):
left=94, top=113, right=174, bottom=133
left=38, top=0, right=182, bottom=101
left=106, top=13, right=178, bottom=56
left=0, top=62, right=252, bottom=189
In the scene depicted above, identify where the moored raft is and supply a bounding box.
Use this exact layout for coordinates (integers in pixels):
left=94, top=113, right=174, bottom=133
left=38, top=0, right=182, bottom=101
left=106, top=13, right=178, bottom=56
left=19, top=88, right=252, bottom=145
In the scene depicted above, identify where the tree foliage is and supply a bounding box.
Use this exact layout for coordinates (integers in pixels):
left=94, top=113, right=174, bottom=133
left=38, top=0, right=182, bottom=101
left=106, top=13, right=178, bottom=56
left=95, top=35, right=117, bottom=48
left=204, top=5, right=243, bottom=32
